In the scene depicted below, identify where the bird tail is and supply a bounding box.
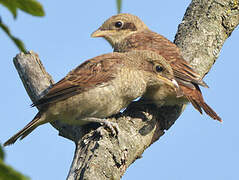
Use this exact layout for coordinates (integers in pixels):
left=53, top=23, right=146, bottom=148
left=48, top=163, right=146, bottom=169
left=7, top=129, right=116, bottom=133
left=182, top=84, right=222, bottom=122
left=4, top=111, right=46, bottom=146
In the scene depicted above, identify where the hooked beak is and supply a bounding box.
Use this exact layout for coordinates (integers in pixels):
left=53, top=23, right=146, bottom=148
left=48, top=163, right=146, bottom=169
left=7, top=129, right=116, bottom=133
left=171, top=79, right=184, bottom=97
left=91, top=28, right=107, bottom=38
left=157, top=75, right=183, bottom=98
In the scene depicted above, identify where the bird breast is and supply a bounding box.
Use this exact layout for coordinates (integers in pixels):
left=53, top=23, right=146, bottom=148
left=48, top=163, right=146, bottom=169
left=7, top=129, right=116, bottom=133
left=143, top=84, right=188, bottom=107
left=45, top=68, right=148, bottom=124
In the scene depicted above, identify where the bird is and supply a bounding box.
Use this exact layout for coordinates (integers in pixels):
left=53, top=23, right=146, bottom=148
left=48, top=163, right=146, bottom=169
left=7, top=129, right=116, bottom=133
left=91, top=13, right=222, bottom=122
left=4, top=50, right=181, bottom=146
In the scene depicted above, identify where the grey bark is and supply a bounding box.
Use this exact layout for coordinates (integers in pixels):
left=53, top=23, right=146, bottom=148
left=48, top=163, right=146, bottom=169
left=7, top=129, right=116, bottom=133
left=174, top=0, right=239, bottom=77
left=12, top=0, right=239, bottom=179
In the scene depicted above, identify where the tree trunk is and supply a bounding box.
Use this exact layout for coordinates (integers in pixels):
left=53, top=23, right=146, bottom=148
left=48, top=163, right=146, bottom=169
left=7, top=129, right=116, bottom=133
left=13, top=0, right=239, bottom=179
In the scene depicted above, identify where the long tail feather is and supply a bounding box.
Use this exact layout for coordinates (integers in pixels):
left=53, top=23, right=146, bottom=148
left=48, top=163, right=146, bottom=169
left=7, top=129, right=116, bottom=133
left=4, top=112, right=45, bottom=146
left=182, top=84, right=222, bottom=122
left=198, top=101, right=222, bottom=122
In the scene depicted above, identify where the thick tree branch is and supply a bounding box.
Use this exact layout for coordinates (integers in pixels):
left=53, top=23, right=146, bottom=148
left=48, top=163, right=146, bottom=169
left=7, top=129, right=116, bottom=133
left=13, top=0, right=238, bottom=179
left=174, top=0, right=239, bottom=77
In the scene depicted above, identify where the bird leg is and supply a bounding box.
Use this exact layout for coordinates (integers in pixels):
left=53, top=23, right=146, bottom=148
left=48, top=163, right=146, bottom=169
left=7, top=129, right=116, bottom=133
left=81, top=117, right=119, bottom=136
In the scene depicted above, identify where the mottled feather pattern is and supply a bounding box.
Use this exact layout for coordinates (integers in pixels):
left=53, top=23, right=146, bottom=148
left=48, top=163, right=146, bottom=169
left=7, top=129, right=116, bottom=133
left=33, top=54, right=123, bottom=107
left=95, top=13, right=221, bottom=121
left=116, top=31, right=205, bottom=86
left=119, top=31, right=220, bottom=121
left=32, top=52, right=160, bottom=107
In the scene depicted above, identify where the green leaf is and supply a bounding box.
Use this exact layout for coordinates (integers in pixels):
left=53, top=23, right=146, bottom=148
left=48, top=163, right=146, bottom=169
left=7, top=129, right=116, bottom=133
left=0, top=144, right=29, bottom=180
left=0, top=18, right=27, bottom=52
left=0, top=0, right=18, bottom=18
left=0, top=0, right=44, bottom=18
left=116, top=0, right=122, bottom=14
left=0, top=145, right=4, bottom=161
left=16, top=0, right=45, bottom=17
left=0, top=160, right=30, bottom=180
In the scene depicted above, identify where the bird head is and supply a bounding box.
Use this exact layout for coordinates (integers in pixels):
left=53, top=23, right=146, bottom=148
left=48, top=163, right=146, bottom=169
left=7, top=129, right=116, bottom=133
left=91, top=13, right=149, bottom=47
left=125, top=50, right=183, bottom=98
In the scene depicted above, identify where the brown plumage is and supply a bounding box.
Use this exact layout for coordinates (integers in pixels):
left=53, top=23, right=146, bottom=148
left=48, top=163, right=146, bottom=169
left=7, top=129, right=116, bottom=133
left=4, top=50, right=180, bottom=146
left=91, top=13, right=221, bottom=122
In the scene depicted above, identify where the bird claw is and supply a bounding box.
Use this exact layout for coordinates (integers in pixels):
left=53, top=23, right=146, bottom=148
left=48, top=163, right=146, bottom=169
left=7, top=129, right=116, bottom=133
left=97, top=120, right=119, bottom=137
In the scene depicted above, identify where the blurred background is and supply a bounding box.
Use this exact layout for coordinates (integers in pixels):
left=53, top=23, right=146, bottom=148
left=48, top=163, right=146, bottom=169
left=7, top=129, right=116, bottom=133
left=0, top=0, right=238, bottom=179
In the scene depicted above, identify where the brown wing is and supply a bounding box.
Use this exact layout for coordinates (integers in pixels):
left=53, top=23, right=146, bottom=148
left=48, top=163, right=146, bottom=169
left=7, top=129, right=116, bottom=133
left=119, top=31, right=221, bottom=121
left=33, top=53, right=122, bottom=106
left=121, top=31, right=208, bottom=89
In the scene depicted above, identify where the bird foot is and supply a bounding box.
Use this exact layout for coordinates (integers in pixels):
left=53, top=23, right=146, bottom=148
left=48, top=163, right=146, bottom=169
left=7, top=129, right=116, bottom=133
left=81, top=117, right=119, bottom=137
left=97, top=120, right=119, bottom=137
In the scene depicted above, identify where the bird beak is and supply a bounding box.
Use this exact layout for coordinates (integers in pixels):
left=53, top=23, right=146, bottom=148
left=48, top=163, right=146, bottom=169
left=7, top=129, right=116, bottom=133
left=171, top=79, right=184, bottom=97
left=91, top=28, right=106, bottom=38
left=157, top=75, right=183, bottom=98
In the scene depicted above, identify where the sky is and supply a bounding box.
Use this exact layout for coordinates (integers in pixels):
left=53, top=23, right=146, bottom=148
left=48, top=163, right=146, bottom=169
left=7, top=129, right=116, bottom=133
left=0, top=0, right=238, bottom=180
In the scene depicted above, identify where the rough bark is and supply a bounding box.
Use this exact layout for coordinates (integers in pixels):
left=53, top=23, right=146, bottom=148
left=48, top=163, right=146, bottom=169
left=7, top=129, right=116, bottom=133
left=12, top=0, right=238, bottom=179
left=174, top=0, right=239, bottom=77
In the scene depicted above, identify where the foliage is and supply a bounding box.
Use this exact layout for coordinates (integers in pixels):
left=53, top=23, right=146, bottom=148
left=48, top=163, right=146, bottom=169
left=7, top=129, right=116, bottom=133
left=0, top=19, right=26, bottom=53
left=0, top=145, right=4, bottom=161
left=116, top=0, right=122, bottom=14
left=0, top=1, right=121, bottom=179
left=0, top=144, right=30, bottom=180
left=0, top=0, right=121, bottom=52
left=0, top=0, right=45, bottom=52
left=0, top=0, right=44, bottom=18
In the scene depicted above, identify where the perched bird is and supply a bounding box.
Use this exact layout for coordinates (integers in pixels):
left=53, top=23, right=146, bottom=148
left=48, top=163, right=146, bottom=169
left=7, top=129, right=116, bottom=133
left=4, top=50, right=180, bottom=146
left=91, top=13, right=221, bottom=122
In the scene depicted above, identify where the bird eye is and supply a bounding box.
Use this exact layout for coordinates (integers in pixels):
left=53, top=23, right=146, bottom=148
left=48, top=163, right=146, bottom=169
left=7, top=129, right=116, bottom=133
left=155, top=65, right=164, bottom=72
left=114, top=21, right=123, bottom=28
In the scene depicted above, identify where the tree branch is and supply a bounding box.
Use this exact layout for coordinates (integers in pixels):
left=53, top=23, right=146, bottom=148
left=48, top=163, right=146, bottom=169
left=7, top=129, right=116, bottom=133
left=13, top=0, right=238, bottom=179
left=174, top=0, right=239, bottom=77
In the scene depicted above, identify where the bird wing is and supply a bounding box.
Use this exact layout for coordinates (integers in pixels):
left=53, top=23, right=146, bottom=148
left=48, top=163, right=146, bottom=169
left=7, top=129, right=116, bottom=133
left=32, top=54, right=122, bottom=106
left=123, top=31, right=208, bottom=88
left=118, top=31, right=221, bottom=121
